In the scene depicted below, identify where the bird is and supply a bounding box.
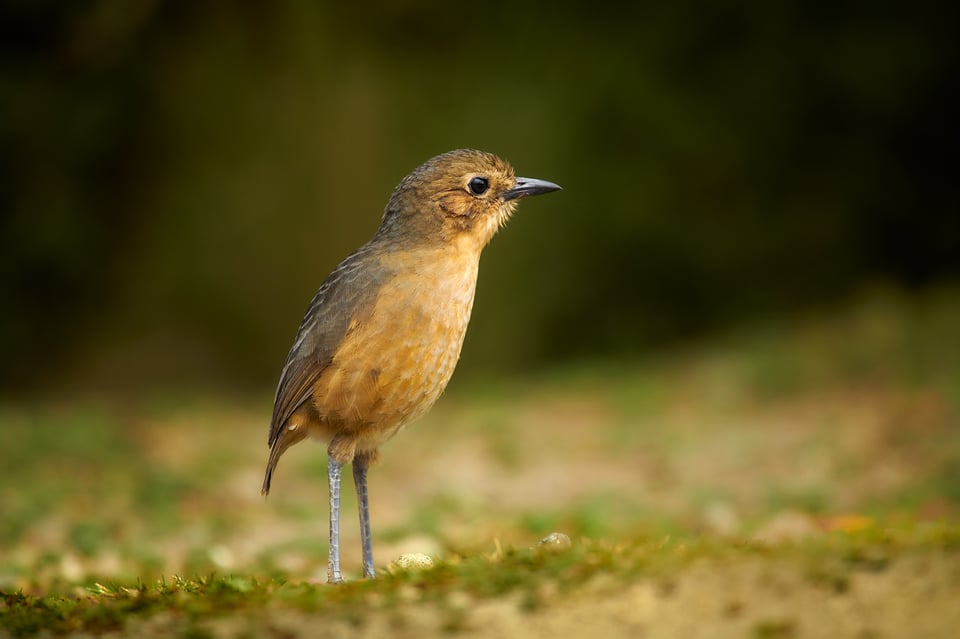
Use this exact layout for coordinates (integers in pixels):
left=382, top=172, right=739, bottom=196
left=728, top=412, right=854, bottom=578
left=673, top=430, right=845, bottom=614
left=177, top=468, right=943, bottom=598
left=261, top=149, right=561, bottom=583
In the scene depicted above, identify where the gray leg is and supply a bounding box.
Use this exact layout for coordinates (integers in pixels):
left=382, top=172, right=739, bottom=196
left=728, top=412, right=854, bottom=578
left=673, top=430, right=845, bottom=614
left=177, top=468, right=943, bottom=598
left=327, top=454, right=344, bottom=584
left=353, top=457, right=376, bottom=579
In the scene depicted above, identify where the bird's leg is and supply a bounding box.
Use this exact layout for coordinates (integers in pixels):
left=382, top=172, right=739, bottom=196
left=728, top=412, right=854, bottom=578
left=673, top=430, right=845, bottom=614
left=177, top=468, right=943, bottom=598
left=327, top=454, right=344, bottom=584
left=353, top=455, right=376, bottom=579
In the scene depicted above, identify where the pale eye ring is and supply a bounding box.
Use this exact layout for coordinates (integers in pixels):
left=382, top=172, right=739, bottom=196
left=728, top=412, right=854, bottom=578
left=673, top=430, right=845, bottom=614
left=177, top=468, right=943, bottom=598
left=468, top=176, right=489, bottom=196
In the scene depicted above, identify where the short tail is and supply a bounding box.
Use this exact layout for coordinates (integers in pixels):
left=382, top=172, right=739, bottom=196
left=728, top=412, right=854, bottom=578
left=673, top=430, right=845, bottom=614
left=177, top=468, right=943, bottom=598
left=261, top=425, right=308, bottom=496
left=261, top=442, right=283, bottom=496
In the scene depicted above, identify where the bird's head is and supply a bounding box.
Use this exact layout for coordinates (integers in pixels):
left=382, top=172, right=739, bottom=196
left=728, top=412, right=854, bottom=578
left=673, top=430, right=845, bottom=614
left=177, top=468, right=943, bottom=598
left=377, top=149, right=561, bottom=252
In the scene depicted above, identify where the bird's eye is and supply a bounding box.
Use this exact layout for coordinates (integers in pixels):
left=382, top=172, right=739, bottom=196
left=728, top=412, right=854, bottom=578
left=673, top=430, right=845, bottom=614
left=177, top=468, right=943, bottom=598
left=467, top=177, right=489, bottom=196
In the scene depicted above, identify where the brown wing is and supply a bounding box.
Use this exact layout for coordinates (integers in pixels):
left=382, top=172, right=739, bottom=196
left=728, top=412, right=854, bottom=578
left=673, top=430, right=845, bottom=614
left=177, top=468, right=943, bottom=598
left=267, top=244, right=388, bottom=449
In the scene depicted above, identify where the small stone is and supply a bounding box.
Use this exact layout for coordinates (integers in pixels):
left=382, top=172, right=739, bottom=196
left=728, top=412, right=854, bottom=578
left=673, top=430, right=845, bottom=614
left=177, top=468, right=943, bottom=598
left=60, top=553, right=84, bottom=581
left=392, top=552, right=435, bottom=570
left=208, top=545, right=235, bottom=568
left=537, top=532, right=572, bottom=552
left=703, top=501, right=741, bottom=536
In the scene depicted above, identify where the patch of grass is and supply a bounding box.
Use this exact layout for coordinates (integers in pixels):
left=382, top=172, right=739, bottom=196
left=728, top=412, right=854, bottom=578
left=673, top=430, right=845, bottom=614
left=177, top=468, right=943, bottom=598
left=2, top=525, right=958, bottom=637
left=752, top=619, right=796, bottom=639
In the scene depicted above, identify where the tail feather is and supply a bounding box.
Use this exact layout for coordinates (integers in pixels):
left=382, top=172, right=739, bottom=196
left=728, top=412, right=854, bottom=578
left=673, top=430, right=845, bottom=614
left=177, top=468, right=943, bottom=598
left=261, top=424, right=308, bottom=496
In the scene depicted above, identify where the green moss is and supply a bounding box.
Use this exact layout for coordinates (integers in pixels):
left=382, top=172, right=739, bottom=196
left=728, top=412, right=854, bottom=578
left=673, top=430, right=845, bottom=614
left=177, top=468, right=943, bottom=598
left=753, top=619, right=796, bottom=639
left=2, top=527, right=959, bottom=637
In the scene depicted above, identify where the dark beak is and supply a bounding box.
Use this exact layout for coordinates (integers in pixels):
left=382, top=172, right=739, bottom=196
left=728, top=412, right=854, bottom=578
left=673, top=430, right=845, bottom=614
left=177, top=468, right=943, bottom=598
left=502, top=177, right=562, bottom=201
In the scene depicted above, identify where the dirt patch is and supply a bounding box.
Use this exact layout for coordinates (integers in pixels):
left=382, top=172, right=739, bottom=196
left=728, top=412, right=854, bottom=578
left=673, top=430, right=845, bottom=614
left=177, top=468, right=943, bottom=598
left=100, top=550, right=960, bottom=639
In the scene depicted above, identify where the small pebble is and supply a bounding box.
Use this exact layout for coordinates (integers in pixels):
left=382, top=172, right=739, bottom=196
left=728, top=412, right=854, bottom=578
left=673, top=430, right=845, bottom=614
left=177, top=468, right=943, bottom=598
left=392, top=552, right=435, bottom=570
left=537, top=532, right=572, bottom=552
left=60, top=553, right=84, bottom=581
left=208, top=545, right=235, bottom=568
left=703, top=501, right=741, bottom=536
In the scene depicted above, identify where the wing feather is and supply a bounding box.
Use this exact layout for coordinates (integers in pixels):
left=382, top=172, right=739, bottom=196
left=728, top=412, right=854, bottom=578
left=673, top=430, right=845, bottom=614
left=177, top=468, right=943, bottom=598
left=267, top=245, right=387, bottom=448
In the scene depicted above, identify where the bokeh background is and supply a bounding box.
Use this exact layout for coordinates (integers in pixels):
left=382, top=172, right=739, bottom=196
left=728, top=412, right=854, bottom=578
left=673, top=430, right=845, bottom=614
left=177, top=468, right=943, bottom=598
left=3, top=4, right=960, bottom=611
left=3, top=1, right=957, bottom=394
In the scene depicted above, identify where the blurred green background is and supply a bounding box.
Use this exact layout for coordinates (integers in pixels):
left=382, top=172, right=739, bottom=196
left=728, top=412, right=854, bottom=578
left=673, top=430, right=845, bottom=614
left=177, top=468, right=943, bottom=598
left=2, top=1, right=957, bottom=393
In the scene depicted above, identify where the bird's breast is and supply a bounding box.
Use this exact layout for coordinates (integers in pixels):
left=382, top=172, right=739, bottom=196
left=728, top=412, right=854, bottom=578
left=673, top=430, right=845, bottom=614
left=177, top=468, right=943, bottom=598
left=311, top=245, right=482, bottom=449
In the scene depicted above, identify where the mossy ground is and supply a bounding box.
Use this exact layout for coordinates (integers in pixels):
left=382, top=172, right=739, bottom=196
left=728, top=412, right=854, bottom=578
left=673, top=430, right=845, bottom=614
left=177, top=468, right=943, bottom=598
left=2, top=287, right=960, bottom=637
